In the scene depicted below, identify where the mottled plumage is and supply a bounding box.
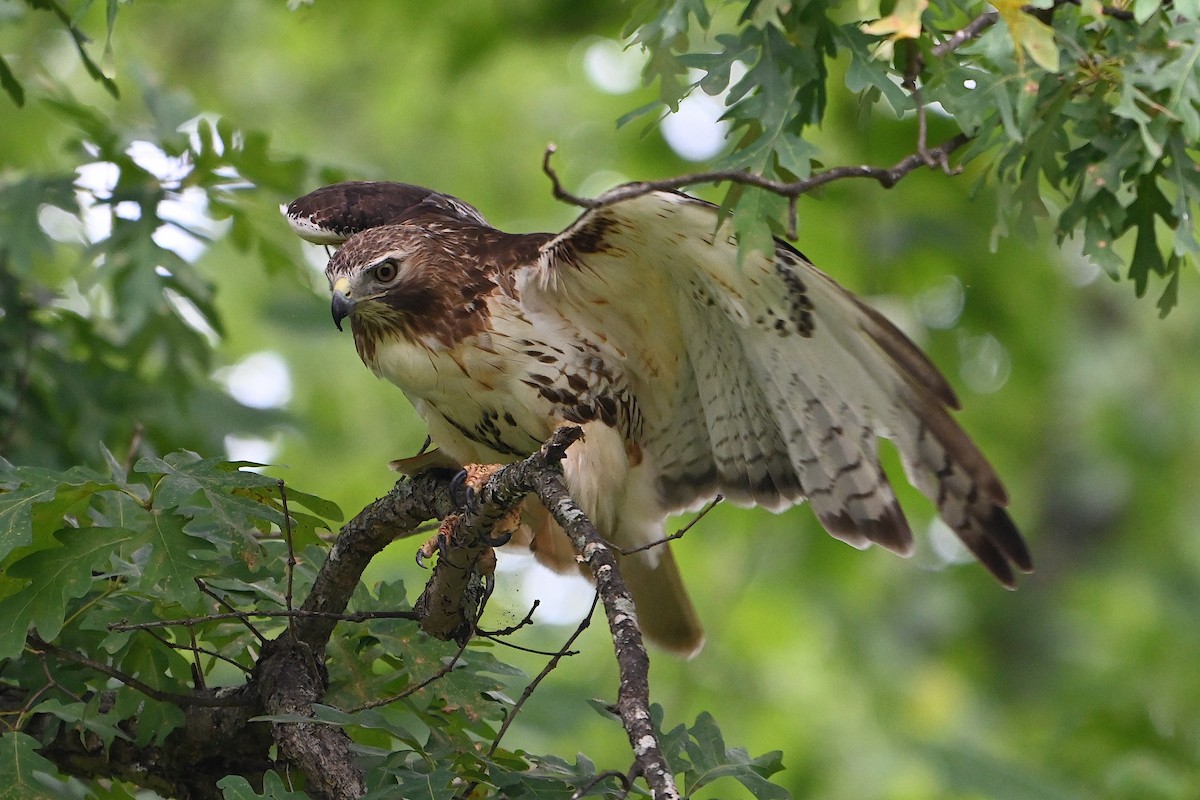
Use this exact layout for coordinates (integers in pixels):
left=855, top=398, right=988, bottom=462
left=287, top=180, right=1032, bottom=656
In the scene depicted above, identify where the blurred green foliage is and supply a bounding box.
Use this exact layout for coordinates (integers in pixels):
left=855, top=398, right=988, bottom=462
left=1, top=1, right=1199, bottom=798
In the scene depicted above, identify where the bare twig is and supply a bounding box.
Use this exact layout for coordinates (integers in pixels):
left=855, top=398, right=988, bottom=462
left=28, top=635, right=252, bottom=708
left=620, top=494, right=724, bottom=557
left=108, top=608, right=422, bottom=633
left=186, top=627, right=206, bottom=690
left=932, top=11, right=999, bottom=57
left=487, top=591, right=600, bottom=756
left=195, top=577, right=267, bottom=643
left=142, top=627, right=252, bottom=675
left=544, top=134, right=971, bottom=218
left=572, top=768, right=635, bottom=800
left=478, top=637, right=580, bottom=657
left=278, top=479, right=298, bottom=637
left=478, top=599, right=541, bottom=637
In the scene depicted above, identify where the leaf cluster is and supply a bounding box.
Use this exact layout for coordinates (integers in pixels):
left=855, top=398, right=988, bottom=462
left=623, top=0, right=1200, bottom=311
left=0, top=451, right=321, bottom=795
left=0, top=86, right=311, bottom=467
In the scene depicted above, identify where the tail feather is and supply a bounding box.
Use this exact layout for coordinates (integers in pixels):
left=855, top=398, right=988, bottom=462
left=619, top=547, right=705, bottom=658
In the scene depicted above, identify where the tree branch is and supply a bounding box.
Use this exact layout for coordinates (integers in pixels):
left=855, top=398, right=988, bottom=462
left=529, top=428, right=682, bottom=800
left=256, top=637, right=366, bottom=800
left=931, top=11, right=999, bottom=57
left=396, top=426, right=682, bottom=799
left=292, top=469, right=455, bottom=657
left=543, top=133, right=970, bottom=215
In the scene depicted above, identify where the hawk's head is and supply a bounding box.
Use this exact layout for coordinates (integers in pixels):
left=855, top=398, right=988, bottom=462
left=326, top=225, right=420, bottom=334
left=322, top=222, right=506, bottom=371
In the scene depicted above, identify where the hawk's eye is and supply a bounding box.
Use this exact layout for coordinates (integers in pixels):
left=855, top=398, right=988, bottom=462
left=374, top=260, right=399, bottom=283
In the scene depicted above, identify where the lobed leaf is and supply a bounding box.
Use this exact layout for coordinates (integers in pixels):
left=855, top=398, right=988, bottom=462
left=0, top=527, right=133, bottom=660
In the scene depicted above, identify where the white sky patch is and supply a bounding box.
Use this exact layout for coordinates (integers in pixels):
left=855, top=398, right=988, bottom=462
left=73, top=161, right=120, bottom=242
left=76, top=160, right=119, bottom=195
left=1060, top=239, right=1103, bottom=286
left=867, top=295, right=926, bottom=347
left=37, top=204, right=87, bottom=244
left=126, top=140, right=192, bottom=186
left=302, top=242, right=334, bottom=275
left=181, top=113, right=228, bottom=157
left=154, top=185, right=225, bottom=263
left=928, top=518, right=973, bottom=567
left=218, top=351, right=294, bottom=409
left=1065, top=256, right=1102, bottom=287
left=582, top=38, right=645, bottom=95
left=662, top=91, right=730, bottom=162
left=72, top=141, right=224, bottom=264
left=224, top=434, right=280, bottom=467
left=114, top=200, right=141, bottom=220
left=495, top=552, right=596, bottom=626
left=660, top=63, right=747, bottom=162
left=153, top=226, right=208, bottom=262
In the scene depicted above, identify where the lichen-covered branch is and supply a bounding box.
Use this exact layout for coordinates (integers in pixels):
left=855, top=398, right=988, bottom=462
left=256, top=637, right=366, bottom=800
left=531, top=429, right=681, bottom=800
left=293, top=470, right=455, bottom=656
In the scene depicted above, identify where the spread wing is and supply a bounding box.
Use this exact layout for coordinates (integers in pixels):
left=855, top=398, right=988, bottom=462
left=519, top=191, right=1031, bottom=585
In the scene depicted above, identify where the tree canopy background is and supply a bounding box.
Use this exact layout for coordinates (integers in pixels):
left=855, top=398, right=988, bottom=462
left=1, top=1, right=1199, bottom=798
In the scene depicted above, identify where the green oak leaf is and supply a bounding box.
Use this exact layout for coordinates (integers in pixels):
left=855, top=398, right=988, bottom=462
left=0, top=527, right=133, bottom=660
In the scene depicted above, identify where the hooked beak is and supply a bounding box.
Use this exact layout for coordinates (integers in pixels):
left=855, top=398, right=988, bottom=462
left=330, top=277, right=355, bottom=332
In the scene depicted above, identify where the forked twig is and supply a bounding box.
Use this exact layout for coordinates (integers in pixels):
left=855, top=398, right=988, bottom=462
left=353, top=637, right=472, bottom=712
left=543, top=135, right=970, bottom=238
left=487, top=591, right=600, bottom=756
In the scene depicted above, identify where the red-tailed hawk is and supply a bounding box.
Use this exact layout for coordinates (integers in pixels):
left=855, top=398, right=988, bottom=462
left=286, top=181, right=1032, bottom=656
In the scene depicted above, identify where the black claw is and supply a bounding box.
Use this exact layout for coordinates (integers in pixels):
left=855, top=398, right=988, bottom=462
left=483, top=528, right=514, bottom=547
left=449, top=469, right=470, bottom=506
left=416, top=532, right=450, bottom=568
